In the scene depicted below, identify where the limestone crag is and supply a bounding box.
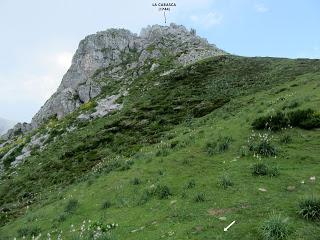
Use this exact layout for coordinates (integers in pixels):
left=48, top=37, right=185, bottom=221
left=27, top=24, right=226, bottom=131
left=1, top=122, right=31, bottom=141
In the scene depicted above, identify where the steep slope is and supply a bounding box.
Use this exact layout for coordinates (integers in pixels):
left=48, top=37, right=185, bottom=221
left=0, top=55, right=320, bottom=239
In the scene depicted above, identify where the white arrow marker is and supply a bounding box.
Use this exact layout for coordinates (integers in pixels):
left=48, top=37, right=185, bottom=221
left=224, top=220, right=236, bottom=232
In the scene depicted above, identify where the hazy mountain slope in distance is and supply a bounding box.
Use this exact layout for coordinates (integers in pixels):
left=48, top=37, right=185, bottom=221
left=0, top=118, right=16, bottom=135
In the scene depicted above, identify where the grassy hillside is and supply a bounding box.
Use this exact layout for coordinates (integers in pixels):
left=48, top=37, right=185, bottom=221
left=0, top=55, right=320, bottom=239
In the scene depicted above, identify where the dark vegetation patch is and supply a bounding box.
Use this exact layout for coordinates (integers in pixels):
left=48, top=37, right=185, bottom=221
left=17, top=226, right=42, bottom=238
left=252, top=109, right=320, bottom=131
left=251, top=163, right=280, bottom=177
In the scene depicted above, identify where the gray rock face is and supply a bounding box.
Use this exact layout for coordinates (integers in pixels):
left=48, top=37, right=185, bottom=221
left=25, top=24, right=226, bottom=130
left=78, top=94, right=122, bottom=120
left=1, top=122, right=31, bottom=141
left=11, top=133, right=49, bottom=167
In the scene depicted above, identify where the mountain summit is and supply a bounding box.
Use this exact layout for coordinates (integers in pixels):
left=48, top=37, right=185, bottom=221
left=30, top=23, right=226, bottom=130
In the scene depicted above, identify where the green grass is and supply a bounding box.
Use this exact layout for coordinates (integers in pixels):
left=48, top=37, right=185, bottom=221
left=260, top=213, right=290, bottom=240
left=0, top=55, right=320, bottom=239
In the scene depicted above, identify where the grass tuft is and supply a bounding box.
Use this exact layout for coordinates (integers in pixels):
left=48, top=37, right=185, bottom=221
left=64, top=199, right=79, bottom=214
left=252, top=163, right=268, bottom=176
left=260, top=213, right=290, bottom=240
left=298, top=196, right=320, bottom=221
left=219, top=175, right=234, bottom=189
left=194, top=193, right=206, bottom=202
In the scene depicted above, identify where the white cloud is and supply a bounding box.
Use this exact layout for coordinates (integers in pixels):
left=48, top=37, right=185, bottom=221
left=190, top=11, right=223, bottom=28
left=255, top=3, right=269, bottom=13
left=0, top=50, right=74, bottom=121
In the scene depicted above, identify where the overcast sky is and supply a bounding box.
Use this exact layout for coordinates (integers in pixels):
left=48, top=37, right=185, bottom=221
left=0, top=0, right=319, bottom=122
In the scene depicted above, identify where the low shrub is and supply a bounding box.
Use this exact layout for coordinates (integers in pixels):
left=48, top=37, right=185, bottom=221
left=204, top=136, right=232, bottom=155
left=17, top=226, right=42, bottom=238
left=139, top=184, right=173, bottom=204
left=219, top=175, right=233, bottom=189
left=239, top=146, right=249, bottom=157
left=185, top=179, right=196, bottom=189
left=268, top=166, right=280, bottom=177
left=138, top=190, right=151, bottom=205
left=289, top=109, right=320, bottom=129
left=279, top=134, right=292, bottom=144
left=57, top=213, right=67, bottom=222
left=251, top=163, right=280, bottom=177
left=252, top=163, right=268, bottom=176
left=102, top=201, right=112, bottom=209
left=252, top=112, right=288, bottom=131
left=194, top=193, right=205, bottom=202
left=64, top=199, right=79, bottom=214
left=217, top=136, right=232, bottom=153
left=252, top=109, right=320, bottom=131
left=131, top=177, right=142, bottom=185
left=205, top=142, right=216, bottom=156
left=260, top=213, right=290, bottom=240
left=248, top=133, right=277, bottom=157
left=298, top=196, right=320, bottom=221
left=256, top=139, right=277, bottom=157
left=155, top=185, right=172, bottom=199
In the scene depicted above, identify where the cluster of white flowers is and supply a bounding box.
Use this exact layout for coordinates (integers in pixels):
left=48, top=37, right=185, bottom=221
left=13, top=220, right=118, bottom=240
left=247, top=131, right=276, bottom=159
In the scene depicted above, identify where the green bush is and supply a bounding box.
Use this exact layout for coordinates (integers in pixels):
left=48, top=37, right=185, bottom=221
left=57, top=213, right=67, bottom=222
left=268, top=166, right=280, bottom=177
left=155, top=185, right=172, bottom=199
left=204, top=136, right=232, bottom=155
left=219, top=175, right=233, bottom=189
left=131, top=177, right=142, bottom=185
left=279, top=134, right=292, bottom=144
left=239, top=146, right=249, bottom=157
left=290, top=109, right=320, bottom=129
left=252, top=163, right=268, bottom=176
left=17, top=226, right=42, bottom=238
left=217, top=136, right=232, bottom=153
left=205, top=142, right=216, bottom=156
left=185, top=179, right=196, bottom=189
left=102, top=201, right=112, bottom=209
left=298, top=196, right=320, bottom=221
left=260, top=214, right=289, bottom=240
left=194, top=193, right=205, bottom=202
left=256, top=140, right=277, bottom=157
left=251, top=163, right=280, bottom=177
left=252, top=112, right=288, bottom=131
left=138, top=190, right=152, bottom=205
left=64, top=199, right=79, bottom=214
left=252, top=109, right=320, bottom=131
left=248, top=133, right=277, bottom=157
left=139, top=184, right=173, bottom=204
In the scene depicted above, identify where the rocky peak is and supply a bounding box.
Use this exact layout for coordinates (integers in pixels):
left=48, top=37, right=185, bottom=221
left=7, top=24, right=227, bottom=134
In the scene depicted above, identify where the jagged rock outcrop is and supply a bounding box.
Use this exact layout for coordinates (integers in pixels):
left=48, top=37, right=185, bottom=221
left=6, top=23, right=226, bottom=135
left=78, top=94, right=123, bottom=121
left=1, top=122, right=31, bottom=141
